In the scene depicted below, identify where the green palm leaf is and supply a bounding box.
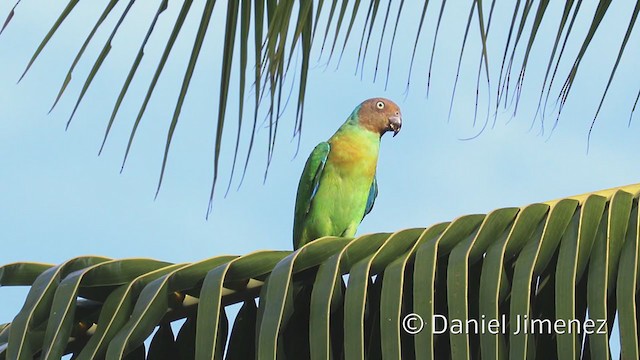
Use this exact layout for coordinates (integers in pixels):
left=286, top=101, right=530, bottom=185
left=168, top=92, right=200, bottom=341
left=3, top=1, right=638, bottom=205
left=2, top=183, right=640, bottom=357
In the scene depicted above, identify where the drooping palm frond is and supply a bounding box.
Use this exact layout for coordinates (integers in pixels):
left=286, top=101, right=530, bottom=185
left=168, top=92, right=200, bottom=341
left=3, top=0, right=639, bottom=205
left=2, top=183, right=639, bottom=359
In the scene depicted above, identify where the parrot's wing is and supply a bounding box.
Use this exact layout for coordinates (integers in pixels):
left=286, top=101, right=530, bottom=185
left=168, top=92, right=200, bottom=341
left=293, top=142, right=331, bottom=245
left=363, top=175, right=378, bottom=219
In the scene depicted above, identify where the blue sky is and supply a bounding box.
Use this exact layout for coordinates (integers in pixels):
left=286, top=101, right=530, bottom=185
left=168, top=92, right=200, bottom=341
left=1, top=1, right=638, bottom=355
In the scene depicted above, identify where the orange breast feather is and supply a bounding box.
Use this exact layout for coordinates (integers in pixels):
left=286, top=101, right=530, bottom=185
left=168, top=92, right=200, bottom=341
left=329, top=135, right=377, bottom=178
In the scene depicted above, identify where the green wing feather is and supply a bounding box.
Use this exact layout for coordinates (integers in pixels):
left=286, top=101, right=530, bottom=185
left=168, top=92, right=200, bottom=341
left=363, top=174, right=378, bottom=219
left=293, top=142, right=330, bottom=248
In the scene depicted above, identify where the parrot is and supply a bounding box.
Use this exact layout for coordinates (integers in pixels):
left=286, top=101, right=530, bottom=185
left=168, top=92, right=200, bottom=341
left=293, top=97, right=402, bottom=250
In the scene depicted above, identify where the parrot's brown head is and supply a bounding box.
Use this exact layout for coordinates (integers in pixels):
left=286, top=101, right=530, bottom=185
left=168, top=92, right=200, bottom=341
left=356, top=97, right=402, bottom=137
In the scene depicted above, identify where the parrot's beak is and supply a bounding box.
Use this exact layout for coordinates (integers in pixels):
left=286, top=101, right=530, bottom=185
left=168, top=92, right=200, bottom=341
left=388, top=115, right=402, bottom=137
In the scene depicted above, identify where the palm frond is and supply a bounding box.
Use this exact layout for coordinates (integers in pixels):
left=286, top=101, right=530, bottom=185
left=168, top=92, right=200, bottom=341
left=2, top=183, right=640, bottom=358
left=2, top=1, right=638, bottom=205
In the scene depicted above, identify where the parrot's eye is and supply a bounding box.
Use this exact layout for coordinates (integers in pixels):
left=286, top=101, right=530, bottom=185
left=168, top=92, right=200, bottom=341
left=376, top=101, right=385, bottom=109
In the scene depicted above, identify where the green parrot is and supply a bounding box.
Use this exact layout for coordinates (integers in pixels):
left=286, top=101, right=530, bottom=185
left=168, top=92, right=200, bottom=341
left=293, top=98, right=402, bottom=249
